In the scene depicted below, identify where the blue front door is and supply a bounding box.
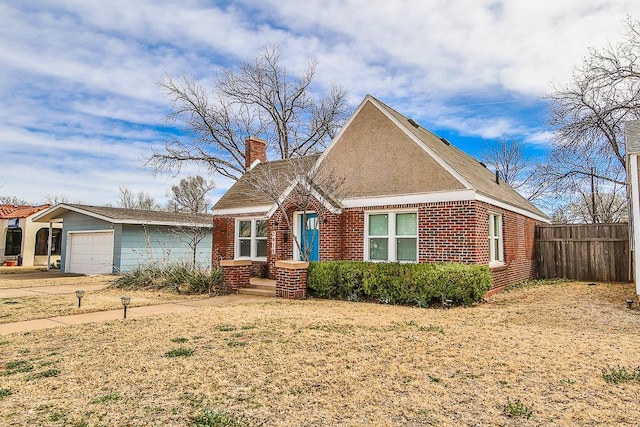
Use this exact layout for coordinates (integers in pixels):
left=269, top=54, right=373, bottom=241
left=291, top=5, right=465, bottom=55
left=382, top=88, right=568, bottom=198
left=299, top=213, right=319, bottom=261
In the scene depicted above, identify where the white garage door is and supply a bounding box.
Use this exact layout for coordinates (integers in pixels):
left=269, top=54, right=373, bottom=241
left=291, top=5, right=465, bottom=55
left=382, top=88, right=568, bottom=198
left=67, top=231, right=115, bottom=274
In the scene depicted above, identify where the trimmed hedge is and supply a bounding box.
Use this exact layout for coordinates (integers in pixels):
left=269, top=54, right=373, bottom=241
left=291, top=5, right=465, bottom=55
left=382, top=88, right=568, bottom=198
left=307, top=261, right=491, bottom=306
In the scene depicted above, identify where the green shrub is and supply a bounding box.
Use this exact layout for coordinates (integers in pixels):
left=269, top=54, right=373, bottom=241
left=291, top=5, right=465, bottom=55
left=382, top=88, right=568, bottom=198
left=111, top=261, right=223, bottom=295
left=0, top=388, right=12, bottom=399
left=307, top=261, right=490, bottom=306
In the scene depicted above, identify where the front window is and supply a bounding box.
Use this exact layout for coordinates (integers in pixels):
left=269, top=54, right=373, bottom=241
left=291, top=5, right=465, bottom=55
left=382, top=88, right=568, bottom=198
left=366, top=212, right=417, bottom=262
left=488, top=213, right=504, bottom=264
left=236, top=219, right=267, bottom=259
left=5, top=228, right=22, bottom=256
left=35, top=228, right=62, bottom=256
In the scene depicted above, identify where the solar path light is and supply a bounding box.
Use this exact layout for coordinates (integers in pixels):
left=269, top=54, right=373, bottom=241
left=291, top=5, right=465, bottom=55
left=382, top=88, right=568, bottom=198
left=121, top=296, right=131, bottom=318
left=75, top=290, right=85, bottom=308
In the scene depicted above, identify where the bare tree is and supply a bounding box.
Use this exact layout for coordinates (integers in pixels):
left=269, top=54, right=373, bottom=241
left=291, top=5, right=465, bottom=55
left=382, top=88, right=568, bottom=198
left=0, top=196, right=33, bottom=205
left=243, top=157, right=347, bottom=261
left=166, top=176, right=215, bottom=267
left=44, top=194, right=81, bottom=205
left=166, top=175, right=215, bottom=213
left=550, top=180, right=628, bottom=224
left=479, top=136, right=547, bottom=201
left=117, top=186, right=160, bottom=210
left=545, top=17, right=640, bottom=187
left=148, top=46, right=350, bottom=180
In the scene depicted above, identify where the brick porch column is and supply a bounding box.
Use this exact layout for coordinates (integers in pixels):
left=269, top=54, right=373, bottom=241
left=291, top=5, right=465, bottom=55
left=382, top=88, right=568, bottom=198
left=275, top=260, right=309, bottom=299
left=220, top=260, right=252, bottom=293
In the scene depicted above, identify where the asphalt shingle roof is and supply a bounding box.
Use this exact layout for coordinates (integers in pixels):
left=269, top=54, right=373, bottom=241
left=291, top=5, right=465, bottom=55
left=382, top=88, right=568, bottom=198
left=213, top=155, right=320, bottom=211
left=212, top=95, right=547, bottom=220
left=33, top=204, right=214, bottom=226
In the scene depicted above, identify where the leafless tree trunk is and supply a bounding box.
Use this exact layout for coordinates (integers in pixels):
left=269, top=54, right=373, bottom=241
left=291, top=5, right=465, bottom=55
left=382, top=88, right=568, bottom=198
left=148, top=46, right=350, bottom=180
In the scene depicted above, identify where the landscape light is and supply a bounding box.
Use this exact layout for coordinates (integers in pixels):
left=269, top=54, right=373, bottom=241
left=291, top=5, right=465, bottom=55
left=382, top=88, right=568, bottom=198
left=626, top=299, right=634, bottom=309
left=75, top=290, right=85, bottom=308
left=121, top=296, right=131, bottom=318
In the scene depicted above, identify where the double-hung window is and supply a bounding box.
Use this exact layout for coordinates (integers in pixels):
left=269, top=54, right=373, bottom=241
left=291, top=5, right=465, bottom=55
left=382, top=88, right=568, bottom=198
left=488, top=213, right=504, bottom=265
left=367, top=212, right=417, bottom=262
left=237, top=219, right=267, bottom=260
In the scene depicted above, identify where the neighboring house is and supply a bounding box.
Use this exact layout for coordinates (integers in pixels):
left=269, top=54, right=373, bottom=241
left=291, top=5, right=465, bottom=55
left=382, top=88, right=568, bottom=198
left=626, top=119, right=640, bottom=297
left=212, top=95, right=550, bottom=292
left=33, top=204, right=213, bottom=274
left=1, top=204, right=62, bottom=267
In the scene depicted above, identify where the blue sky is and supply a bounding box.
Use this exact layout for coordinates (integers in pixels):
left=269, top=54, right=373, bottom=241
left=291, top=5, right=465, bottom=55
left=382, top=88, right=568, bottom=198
left=0, top=1, right=638, bottom=207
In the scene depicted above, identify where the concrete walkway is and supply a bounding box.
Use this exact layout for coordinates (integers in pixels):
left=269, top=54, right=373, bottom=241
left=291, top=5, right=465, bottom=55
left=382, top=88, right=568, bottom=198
left=0, top=294, right=273, bottom=336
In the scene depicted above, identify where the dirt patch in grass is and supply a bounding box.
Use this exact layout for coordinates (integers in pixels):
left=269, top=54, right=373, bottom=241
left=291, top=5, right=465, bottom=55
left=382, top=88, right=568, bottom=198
left=0, top=282, right=639, bottom=426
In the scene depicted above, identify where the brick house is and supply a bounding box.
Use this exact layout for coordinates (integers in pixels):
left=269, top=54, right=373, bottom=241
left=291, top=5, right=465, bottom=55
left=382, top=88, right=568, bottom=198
left=212, top=95, right=549, bottom=292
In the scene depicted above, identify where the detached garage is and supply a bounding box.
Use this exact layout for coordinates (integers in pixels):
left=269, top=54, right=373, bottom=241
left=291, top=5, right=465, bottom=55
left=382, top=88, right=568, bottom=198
left=33, top=204, right=213, bottom=274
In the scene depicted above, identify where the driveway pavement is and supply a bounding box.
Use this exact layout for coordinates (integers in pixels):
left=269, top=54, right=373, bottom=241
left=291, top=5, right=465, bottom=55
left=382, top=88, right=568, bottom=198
left=0, top=271, right=83, bottom=280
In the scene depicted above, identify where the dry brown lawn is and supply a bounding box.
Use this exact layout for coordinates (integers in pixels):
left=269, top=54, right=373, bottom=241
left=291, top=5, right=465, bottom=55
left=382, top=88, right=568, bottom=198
left=1, top=281, right=639, bottom=426
left=0, top=275, right=204, bottom=324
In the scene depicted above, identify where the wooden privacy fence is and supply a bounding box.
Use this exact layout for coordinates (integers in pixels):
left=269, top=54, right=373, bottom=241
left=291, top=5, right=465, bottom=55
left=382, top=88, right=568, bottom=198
left=536, top=223, right=630, bottom=282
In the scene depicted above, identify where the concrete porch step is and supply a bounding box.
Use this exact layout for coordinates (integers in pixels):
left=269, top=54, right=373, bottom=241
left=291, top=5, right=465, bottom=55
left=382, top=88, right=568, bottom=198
left=238, top=278, right=276, bottom=297
left=238, top=287, right=276, bottom=297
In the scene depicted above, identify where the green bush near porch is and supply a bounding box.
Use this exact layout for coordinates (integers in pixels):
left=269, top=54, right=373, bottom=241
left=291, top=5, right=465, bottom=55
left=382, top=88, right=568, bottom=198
left=307, top=261, right=491, bottom=306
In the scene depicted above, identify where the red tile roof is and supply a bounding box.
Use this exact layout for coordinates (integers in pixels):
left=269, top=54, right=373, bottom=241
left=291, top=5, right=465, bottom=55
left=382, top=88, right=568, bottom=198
left=0, top=204, right=50, bottom=219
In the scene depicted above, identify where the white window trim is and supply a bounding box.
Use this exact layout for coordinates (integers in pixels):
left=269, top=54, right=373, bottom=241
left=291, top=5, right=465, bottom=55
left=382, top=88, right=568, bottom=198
left=488, top=212, right=505, bottom=267
left=364, top=209, right=418, bottom=263
left=235, top=218, right=267, bottom=261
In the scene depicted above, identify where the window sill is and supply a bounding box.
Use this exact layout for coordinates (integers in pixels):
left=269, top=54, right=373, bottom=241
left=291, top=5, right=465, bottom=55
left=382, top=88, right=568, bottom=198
left=489, top=261, right=506, bottom=270
left=235, top=257, right=267, bottom=262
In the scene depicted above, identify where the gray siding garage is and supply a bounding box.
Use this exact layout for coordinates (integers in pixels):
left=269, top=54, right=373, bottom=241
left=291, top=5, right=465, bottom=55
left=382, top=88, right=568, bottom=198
left=34, top=205, right=213, bottom=274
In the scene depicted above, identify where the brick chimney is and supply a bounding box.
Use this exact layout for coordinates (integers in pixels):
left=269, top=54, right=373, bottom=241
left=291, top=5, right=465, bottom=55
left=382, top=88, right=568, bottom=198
left=244, top=136, right=267, bottom=170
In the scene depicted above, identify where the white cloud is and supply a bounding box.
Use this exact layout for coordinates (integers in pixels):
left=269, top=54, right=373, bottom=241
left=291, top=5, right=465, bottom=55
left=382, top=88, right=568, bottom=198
left=1, top=0, right=638, bottom=205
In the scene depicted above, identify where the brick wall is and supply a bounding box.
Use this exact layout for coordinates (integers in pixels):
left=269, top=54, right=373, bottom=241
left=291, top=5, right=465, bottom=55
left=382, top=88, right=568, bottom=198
left=418, top=201, right=478, bottom=263
left=475, top=201, right=539, bottom=292
left=220, top=260, right=251, bottom=292
left=212, top=217, right=235, bottom=265
left=213, top=200, right=540, bottom=291
left=213, top=214, right=270, bottom=278
left=275, top=260, right=309, bottom=299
